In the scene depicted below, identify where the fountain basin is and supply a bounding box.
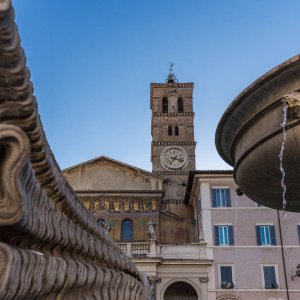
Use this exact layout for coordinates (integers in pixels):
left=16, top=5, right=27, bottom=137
left=216, top=55, right=300, bottom=212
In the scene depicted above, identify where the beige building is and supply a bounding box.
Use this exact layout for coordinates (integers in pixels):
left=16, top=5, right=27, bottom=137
left=64, top=70, right=300, bottom=300
left=185, top=171, right=300, bottom=300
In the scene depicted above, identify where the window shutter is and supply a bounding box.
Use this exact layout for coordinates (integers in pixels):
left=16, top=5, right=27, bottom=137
left=225, top=188, right=231, bottom=207
left=264, top=267, right=272, bottom=288
left=270, top=226, right=276, bottom=245
left=212, top=189, right=217, bottom=207
left=297, top=225, right=300, bottom=244
left=214, top=225, right=220, bottom=246
left=256, top=225, right=262, bottom=245
left=226, top=266, right=233, bottom=282
left=228, top=226, right=234, bottom=246
left=220, top=266, right=228, bottom=282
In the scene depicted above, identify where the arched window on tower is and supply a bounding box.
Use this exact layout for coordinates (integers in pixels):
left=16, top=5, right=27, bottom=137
left=121, top=219, right=133, bottom=241
left=168, top=126, right=172, bottom=136
left=178, top=97, right=184, bottom=112
left=162, top=97, right=168, bottom=113
left=175, top=126, right=179, bottom=136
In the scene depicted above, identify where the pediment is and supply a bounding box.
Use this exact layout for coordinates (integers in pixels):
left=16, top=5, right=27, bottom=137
left=63, top=156, right=165, bottom=191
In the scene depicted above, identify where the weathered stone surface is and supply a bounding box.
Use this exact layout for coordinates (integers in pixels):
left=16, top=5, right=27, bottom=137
left=0, top=1, right=146, bottom=299
left=215, top=54, right=300, bottom=212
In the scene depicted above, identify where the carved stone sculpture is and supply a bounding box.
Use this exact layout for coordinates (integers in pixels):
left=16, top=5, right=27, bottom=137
left=0, top=1, right=146, bottom=299
left=147, top=221, right=156, bottom=240
left=98, top=218, right=111, bottom=234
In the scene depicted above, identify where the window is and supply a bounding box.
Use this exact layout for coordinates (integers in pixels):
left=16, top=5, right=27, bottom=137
left=175, top=126, right=179, bottom=136
left=263, top=266, right=278, bottom=289
left=168, top=126, right=172, bottom=136
left=121, top=219, right=133, bottom=241
left=212, top=188, right=231, bottom=207
left=220, top=266, right=234, bottom=289
left=298, top=225, right=300, bottom=244
left=178, top=97, right=183, bottom=112
left=162, top=97, right=168, bottom=113
left=256, top=225, right=276, bottom=246
left=214, top=225, right=234, bottom=246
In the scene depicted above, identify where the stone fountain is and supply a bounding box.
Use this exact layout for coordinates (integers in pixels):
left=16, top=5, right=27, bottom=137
left=0, top=1, right=146, bottom=299
left=216, top=55, right=300, bottom=212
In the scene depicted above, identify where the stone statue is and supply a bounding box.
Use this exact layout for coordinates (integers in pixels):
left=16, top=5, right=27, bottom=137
left=147, top=221, right=156, bottom=240
left=99, top=219, right=111, bottom=234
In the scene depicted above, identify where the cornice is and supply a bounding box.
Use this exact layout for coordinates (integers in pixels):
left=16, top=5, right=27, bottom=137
left=153, top=171, right=190, bottom=176
left=76, top=190, right=164, bottom=197
left=92, top=211, right=159, bottom=218
left=152, top=141, right=196, bottom=146
left=152, top=112, right=194, bottom=117
left=162, top=199, right=185, bottom=204
left=150, top=82, right=194, bottom=88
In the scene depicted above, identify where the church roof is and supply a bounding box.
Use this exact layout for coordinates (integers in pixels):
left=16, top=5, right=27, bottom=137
left=63, top=155, right=166, bottom=192
left=63, top=155, right=165, bottom=179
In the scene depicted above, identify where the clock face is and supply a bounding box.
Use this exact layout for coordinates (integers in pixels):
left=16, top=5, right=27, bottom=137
left=160, top=146, right=188, bottom=170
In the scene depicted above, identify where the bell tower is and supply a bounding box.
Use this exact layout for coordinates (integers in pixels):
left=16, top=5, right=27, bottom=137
left=150, top=64, right=196, bottom=243
left=150, top=64, right=196, bottom=201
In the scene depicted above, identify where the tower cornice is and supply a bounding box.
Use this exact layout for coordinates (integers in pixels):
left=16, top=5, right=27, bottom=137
left=152, top=112, right=194, bottom=117
left=151, top=82, right=194, bottom=88
left=152, top=141, right=196, bottom=146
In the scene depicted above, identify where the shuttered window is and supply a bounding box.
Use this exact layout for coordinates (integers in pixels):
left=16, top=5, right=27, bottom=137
left=212, top=188, right=231, bottom=207
left=256, top=225, right=276, bottom=246
left=215, top=225, right=234, bottom=246
left=263, top=266, right=278, bottom=289
left=297, top=225, right=300, bottom=244
left=220, top=266, right=234, bottom=289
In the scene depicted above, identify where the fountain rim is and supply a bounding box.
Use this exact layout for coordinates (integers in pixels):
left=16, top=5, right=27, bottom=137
left=215, top=53, right=300, bottom=166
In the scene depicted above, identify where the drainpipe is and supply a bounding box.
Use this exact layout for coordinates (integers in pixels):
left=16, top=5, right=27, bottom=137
left=277, top=210, right=290, bottom=300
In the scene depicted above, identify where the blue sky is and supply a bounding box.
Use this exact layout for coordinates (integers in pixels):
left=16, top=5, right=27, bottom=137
left=13, top=0, right=300, bottom=171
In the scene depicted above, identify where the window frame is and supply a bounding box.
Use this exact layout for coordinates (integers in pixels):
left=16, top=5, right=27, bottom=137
left=218, top=264, right=235, bottom=289
left=211, top=187, right=231, bottom=208
left=214, top=224, right=234, bottom=246
left=256, top=224, right=276, bottom=246
left=260, top=264, right=279, bottom=289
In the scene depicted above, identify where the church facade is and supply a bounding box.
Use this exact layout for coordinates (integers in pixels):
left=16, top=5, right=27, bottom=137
left=63, top=70, right=300, bottom=300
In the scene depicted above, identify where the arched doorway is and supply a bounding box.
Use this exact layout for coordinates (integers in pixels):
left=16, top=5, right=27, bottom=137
left=164, top=281, right=198, bottom=300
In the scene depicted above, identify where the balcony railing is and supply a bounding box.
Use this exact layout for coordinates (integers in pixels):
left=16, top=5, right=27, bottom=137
left=117, top=241, right=156, bottom=258
left=117, top=241, right=208, bottom=260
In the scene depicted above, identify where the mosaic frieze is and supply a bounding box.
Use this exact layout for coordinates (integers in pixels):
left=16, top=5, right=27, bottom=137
left=80, top=196, right=159, bottom=213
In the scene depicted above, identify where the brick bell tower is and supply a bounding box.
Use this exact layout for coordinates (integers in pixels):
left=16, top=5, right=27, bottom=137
left=150, top=63, right=196, bottom=243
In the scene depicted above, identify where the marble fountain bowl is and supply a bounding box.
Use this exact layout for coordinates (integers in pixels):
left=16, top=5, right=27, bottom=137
left=215, top=55, right=300, bottom=212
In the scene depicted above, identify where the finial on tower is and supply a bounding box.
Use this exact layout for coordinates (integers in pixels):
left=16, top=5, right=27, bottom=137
left=166, top=61, right=178, bottom=84
left=169, top=62, right=174, bottom=73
